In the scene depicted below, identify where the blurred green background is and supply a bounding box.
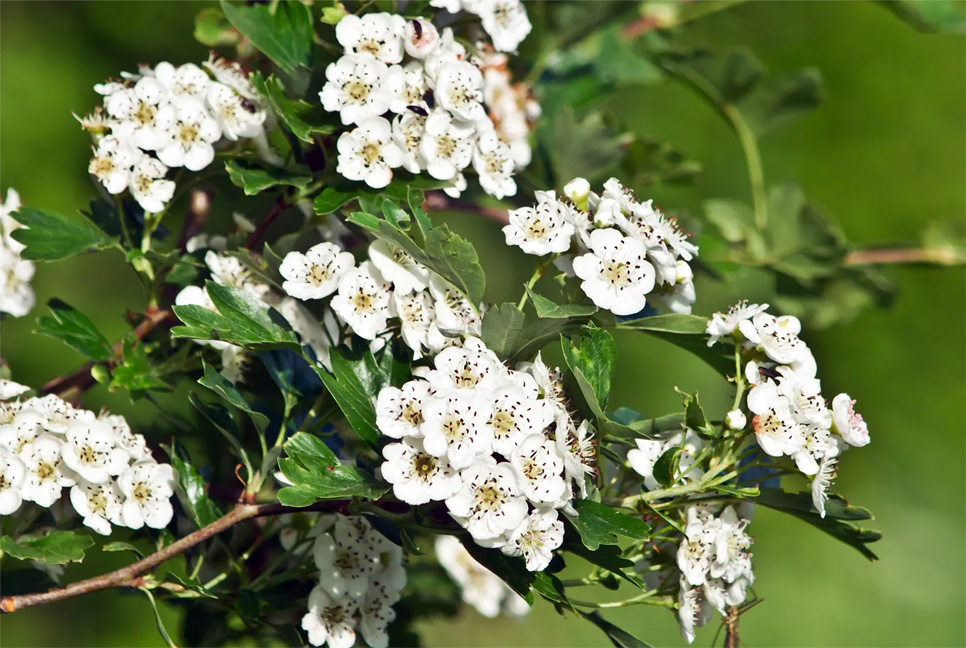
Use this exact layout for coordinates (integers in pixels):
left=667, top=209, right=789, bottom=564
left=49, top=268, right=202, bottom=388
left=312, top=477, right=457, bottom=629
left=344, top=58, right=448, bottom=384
left=1, top=1, right=963, bottom=646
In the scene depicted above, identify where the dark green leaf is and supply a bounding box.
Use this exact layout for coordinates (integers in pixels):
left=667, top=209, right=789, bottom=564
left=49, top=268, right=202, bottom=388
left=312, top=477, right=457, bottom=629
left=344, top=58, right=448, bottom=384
left=561, top=324, right=617, bottom=413
left=36, top=299, right=113, bottom=362
left=541, top=106, right=627, bottom=185
left=423, top=225, right=486, bottom=305
left=198, top=360, right=269, bottom=432
left=251, top=74, right=334, bottom=142
left=102, top=541, right=144, bottom=557
left=11, top=207, right=117, bottom=261
left=565, top=499, right=650, bottom=550
left=172, top=281, right=300, bottom=350
left=1, top=531, right=94, bottom=564
left=171, top=452, right=224, bottom=529
left=314, top=187, right=359, bottom=215
left=618, top=314, right=733, bottom=376
left=311, top=348, right=387, bottom=447
left=225, top=159, right=312, bottom=196
left=220, top=0, right=312, bottom=74
left=579, top=610, right=652, bottom=648
left=652, top=446, right=684, bottom=488
left=277, top=432, right=388, bottom=505
left=564, top=541, right=642, bottom=589
left=481, top=303, right=525, bottom=360
left=741, top=69, right=824, bottom=138
left=881, top=0, right=966, bottom=33
left=609, top=408, right=684, bottom=439
left=754, top=487, right=881, bottom=561
left=510, top=317, right=586, bottom=364
left=462, top=541, right=534, bottom=604
left=108, top=337, right=171, bottom=392
left=194, top=7, right=239, bottom=46
left=532, top=572, right=569, bottom=605
left=682, top=391, right=715, bottom=437
left=528, top=289, right=598, bottom=319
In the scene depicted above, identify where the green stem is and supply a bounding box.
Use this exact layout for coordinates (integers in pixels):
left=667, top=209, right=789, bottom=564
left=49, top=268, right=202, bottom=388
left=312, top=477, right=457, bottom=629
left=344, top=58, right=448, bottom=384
left=571, top=592, right=674, bottom=609
left=517, top=258, right=551, bottom=311
left=727, top=106, right=769, bottom=230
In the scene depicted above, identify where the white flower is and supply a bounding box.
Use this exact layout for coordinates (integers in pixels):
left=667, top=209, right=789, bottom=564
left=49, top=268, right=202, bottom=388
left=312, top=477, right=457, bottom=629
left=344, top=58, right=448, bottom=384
left=500, top=508, right=564, bottom=571
left=481, top=384, right=553, bottom=457
left=62, top=420, right=129, bottom=484
left=156, top=96, right=221, bottom=171
left=434, top=62, right=486, bottom=122
left=706, top=301, right=769, bottom=347
left=204, top=54, right=259, bottom=101
left=205, top=81, right=266, bottom=140
left=103, top=414, right=153, bottom=462
left=359, top=571, right=402, bottom=648
left=555, top=415, right=596, bottom=496
left=747, top=382, right=806, bottom=457
left=831, top=393, right=870, bottom=447
left=811, top=457, right=837, bottom=518
left=118, top=461, right=175, bottom=529
left=434, top=535, right=530, bottom=618
left=509, top=435, right=567, bottom=504
left=331, top=261, right=392, bottom=340
left=503, top=190, right=576, bottom=256
left=88, top=136, right=140, bottom=194
left=0, top=408, right=45, bottom=453
left=0, top=379, right=29, bottom=401
left=627, top=429, right=704, bottom=491
left=335, top=13, right=406, bottom=64
left=129, top=156, right=175, bottom=213
left=381, top=437, right=462, bottom=505
left=24, top=395, right=94, bottom=434
left=677, top=579, right=712, bottom=644
left=1, top=188, right=24, bottom=253
left=369, top=240, right=429, bottom=294
left=774, top=366, right=831, bottom=428
left=446, top=460, right=528, bottom=541
left=221, top=345, right=250, bottom=385
left=572, top=228, right=655, bottom=316
left=384, top=62, right=427, bottom=115
left=403, top=18, right=440, bottom=59
left=390, top=289, right=437, bottom=358
left=516, top=352, right=567, bottom=414
left=20, top=436, right=74, bottom=507
left=479, top=0, right=532, bottom=52
left=615, top=194, right=698, bottom=261
left=154, top=62, right=211, bottom=99
left=473, top=131, right=516, bottom=199
left=421, top=393, right=488, bottom=469
left=563, top=177, right=591, bottom=209
left=280, top=242, right=355, bottom=301
left=336, top=117, right=404, bottom=188
left=0, top=447, right=26, bottom=515
left=420, top=109, right=476, bottom=181
left=105, top=77, right=175, bottom=150
left=70, top=480, right=123, bottom=535
left=0, top=247, right=36, bottom=317
left=425, top=337, right=504, bottom=394
left=320, top=55, right=391, bottom=125
left=301, top=584, right=359, bottom=648
left=376, top=380, right=431, bottom=439
left=392, top=111, right=427, bottom=174
left=312, top=520, right=377, bottom=598
left=739, top=313, right=809, bottom=365
left=429, top=275, right=481, bottom=337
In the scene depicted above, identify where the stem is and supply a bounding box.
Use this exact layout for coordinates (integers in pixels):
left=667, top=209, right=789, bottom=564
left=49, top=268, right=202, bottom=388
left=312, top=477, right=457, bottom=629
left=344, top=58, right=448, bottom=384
left=516, top=259, right=551, bottom=311
left=244, top=195, right=290, bottom=250
left=570, top=592, right=674, bottom=609
left=844, top=246, right=964, bottom=266
left=0, top=500, right=348, bottom=614
left=423, top=191, right=509, bottom=225
left=728, top=105, right=768, bottom=230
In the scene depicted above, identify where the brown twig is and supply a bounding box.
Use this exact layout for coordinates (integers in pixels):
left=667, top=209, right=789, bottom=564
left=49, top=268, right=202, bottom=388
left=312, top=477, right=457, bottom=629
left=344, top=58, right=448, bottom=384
left=844, top=247, right=963, bottom=267
left=40, top=307, right=174, bottom=399
left=0, top=500, right=348, bottom=614
left=244, top=196, right=290, bottom=250
left=723, top=605, right=740, bottom=648
left=178, top=189, right=212, bottom=253
left=423, top=191, right=510, bottom=225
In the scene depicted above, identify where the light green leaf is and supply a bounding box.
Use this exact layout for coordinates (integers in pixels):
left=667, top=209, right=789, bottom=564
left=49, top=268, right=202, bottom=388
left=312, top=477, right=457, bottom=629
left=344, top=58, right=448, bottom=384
left=220, top=0, right=313, bottom=75
left=225, top=159, right=312, bottom=196
left=108, top=337, right=170, bottom=393
left=36, top=299, right=113, bottom=362
left=617, top=314, right=733, bottom=376
left=1, top=531, right=94, bottom=564
left=579, top=610, right=652, bottom=648
left=277, top=432, right=388, bottom=505
left=527, top=289, right=598, bottom=319
left=881, top=0, right=966, bottom=33
left=194, top=7, right=239, bottom=47
left=481, top=303, right=525, bottom=360
left=198, top=359, right=269, bottom=432
left=565, top=499, right=651, bottom=551
left=11, top=206, right=117, bottom=261
left=171, top=451, right=224, bottom=529
left=423, top=225, right=486, bottom=305
left=561, top=324, right=617, bottom=410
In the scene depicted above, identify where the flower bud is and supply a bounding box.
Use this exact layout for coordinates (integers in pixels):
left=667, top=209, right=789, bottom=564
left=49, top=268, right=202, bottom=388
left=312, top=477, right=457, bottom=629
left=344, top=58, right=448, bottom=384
left=725, top=409, right=747, bottom=430
left=564, top=177, right=590, bottom=209
left=404, top=18, right=440, bottom=59
left=675, top=260, right=693, bottom=284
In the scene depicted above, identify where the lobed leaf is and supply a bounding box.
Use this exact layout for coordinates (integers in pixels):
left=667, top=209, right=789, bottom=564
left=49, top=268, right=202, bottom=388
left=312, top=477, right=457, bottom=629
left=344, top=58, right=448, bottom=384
left=565, top=499, right=651, bottom=551
left=276, top=432, right=387, bottom=505
left=11, top=206, right=117, bottom=261
left=0, top=531, right=94, bottom=565
left=224, top=159, right=312, bottom=196
left=481, top=303, right=526, bottom=360
left=36, top=299, right=113, bottom=362
left=220, top=0, right=312, bottom=75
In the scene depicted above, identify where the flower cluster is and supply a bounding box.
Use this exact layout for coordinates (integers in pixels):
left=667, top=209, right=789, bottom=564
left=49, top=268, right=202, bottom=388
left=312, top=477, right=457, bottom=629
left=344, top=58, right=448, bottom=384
left=0, top=189, right=35, bottom=318
left=301, top=514, right=406, bottom=648
left=675, top=505, right=755, bottom=643
left=707, top=301, right=871, bottom=516
left=379, top=338, right=596, bottom=571
left=279, top=240, right=481, bottom=359
left=321, top=12, right=532, bottom=197
left=80, top=56, right=267, bottom=213
left=0, top=381, right=174, bottom=534
left=435, top=535, right=530, bottom=618
left=627, top=427, right=706, bottom=491
left=504, top=178, right=698, bottom=316
left=429, top=0, right=532, bottom=53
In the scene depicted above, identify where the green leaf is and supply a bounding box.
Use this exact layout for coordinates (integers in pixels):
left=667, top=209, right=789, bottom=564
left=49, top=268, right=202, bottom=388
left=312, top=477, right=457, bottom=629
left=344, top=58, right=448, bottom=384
left=194, top=7, right=239, bottom=47
left=462, top=541, right=534, bottom=604
left=188, top=393, right=252, bottom=474
left=423, top=225, right=486, bottom=305
left=681, top=391, right=716, bottom=437
left=36, top=299, right=113, bottom=362
left=563, top=540, right=643, bottom=589
left=531, top=572, right=569, bottom=605
left=740, top=68, right=824, bottom=138
left=198, top=360, right=269, bottom=432
left=108, top=337, right=171, bottom=392
left=527, top=289, right=598, bottom=319
left=561, top=324, right=617, bottom=415
left=172, top=281, right=300, bottom=350
left=651, top=446, right=684, bottom=487
left=540, top=106, right=627, bottom=185
left=754, top=488, right=881, bottom=561
left=1, top=531, right=94, bottom=564
left=225, top=159, right=312, bottom=196
left=311, top=348, right=387, bottom=447
left=11, top=207, right=117, bottom=261
left=609, top=408, right=684, bottom=439
left=138, top=587, right=178, bottom=648
left=102, top=541, right=144, bottom=557
left=565, top=499, right=650, bottom=551
left=220, top=0, right=312, bottom=75
left=881, top=0, right=966, bottom=33
left=250, top=74, right=334, bottom=143
left=617, top=314, right=733, bottom=376
left=277, top=432, right=388, bottom=505
left=481, top=303, right=526, bottom=360
left=314, top=187, right=359, bottom=215
left=510, top=317, right=586, bottom=364
left=171, top=452, right=224, bottom=529
left=579, top=610, right=652, bottom=648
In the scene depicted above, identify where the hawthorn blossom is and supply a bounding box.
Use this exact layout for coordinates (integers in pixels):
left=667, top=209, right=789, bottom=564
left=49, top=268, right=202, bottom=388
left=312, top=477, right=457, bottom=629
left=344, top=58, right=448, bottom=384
left=403, top=18, right=440, bottom=59
left=301, top=585, right=359, bottom=648
left=336, top=13, right=407, bottom=64
left=105, top=77, right=176, bottom=150
left=384, top=62, right=427, bottom=115
left=280, top=242, right=356, bottom=301
left=117, top=461, right=175, bottom=529
left=381, top=437, right=462, bottom=505
left=0, top=247, right=36, bottom=317
left=706, top=301, right=769, bottom=347
left=500, top=507, right=564, bottom=571
left=421, top=393, right=489, bottom=469
left=572, top=228, right=655, bottom=316
left=368, top=240, right=429, bottom=294
left=425, top=337, right=504, bottom=394
left=376, top=380, right=431, bottom=439
left=503, top=191, right=576, bottom=256
left=445, top=460, right=528, bottom=541
left=154, top=61, right=211, bottom=99
left=88, top=135, right=140, bottom=194
left=320, top=55, right=391, bottom=125
left=831, top=393, right=871, bottom=447
left=509, top=435, right=567, bottom=504
left=392, top=112, right=427, bottom=174
left=156, top=96, right=221, bottom=171
left=313, top=519, right=377, bottom=598
left=478, top=0, right=533, bottom=53
left=746, top=382, right=806, bottom=457
left=555, top=415, right=596, bottom=496
left=331, top=261, right=392, bottom=340
left=205, top=81, right=266, bottom=140
left=473, top=131, right=516, bottom=198
left=129, top=156, right=175, bottom=213
left=811, top=458, right=837, bottom=518
left=435, top=62, right=486, bottom=122
left=0, top=447, right=26, bottom=515
left=62, top=420, right=129, bottom=484
left=336, top=117, right=404, bottom=189
left=420, top=110, right=476, bottom=181
left=70, top=480, right=123, bottom=535
left=435, top=536, right=530, bottom=618
left=481, top=384, right=553, bottom=456
left=19, top=436, right=74, bottom=507
left=389, top=289, right=438, bottom=358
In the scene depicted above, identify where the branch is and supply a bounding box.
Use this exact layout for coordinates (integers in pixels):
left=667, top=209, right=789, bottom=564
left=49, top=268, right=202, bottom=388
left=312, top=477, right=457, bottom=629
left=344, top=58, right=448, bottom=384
left=423, top=191, right=510, bottom=225
left=0, top=500, right=348, bottom=614
left=40, top=307, right=175, bottom=399
left=844, top=246, right=964, bottom=266
left=244, top=195, right=290, bottom=250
